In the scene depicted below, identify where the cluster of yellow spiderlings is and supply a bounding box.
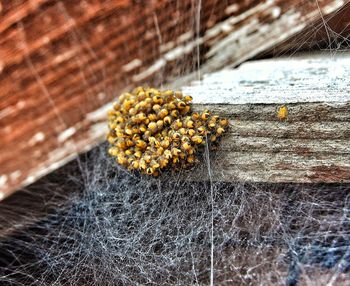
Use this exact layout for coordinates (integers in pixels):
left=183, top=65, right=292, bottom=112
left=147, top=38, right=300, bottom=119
left=107, top=87, right=229, bottom=176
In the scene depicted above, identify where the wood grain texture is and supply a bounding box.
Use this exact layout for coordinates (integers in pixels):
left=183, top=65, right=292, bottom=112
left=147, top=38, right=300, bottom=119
left=190, top=103, right=350, bottom=183
left=183, top=54, right=350, bottom=183
left=0, top=0, right=349, bottom=198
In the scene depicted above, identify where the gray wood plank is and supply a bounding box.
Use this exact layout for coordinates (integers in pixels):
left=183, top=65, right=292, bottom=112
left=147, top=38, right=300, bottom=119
left=182, top=53, right=350, bottom=183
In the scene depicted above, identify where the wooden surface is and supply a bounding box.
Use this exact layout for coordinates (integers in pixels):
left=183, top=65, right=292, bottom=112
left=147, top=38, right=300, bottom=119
left=183, top=54, right=350, bottom=183
left=185, top=53, right=350, bottom=105
left=0, top=0, right=349, bottom=199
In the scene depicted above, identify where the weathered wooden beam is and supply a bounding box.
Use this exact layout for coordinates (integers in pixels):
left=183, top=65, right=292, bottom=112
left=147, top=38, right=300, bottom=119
left=0, top=0, right=348, bottom=199
left=183, top=54, right=350, bottom=183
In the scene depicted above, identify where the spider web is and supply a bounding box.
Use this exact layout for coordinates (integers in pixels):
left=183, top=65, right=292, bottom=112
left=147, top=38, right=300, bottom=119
left=0, top=1, right=350, bottom=285
left=0, top=146, right=349, bottom=285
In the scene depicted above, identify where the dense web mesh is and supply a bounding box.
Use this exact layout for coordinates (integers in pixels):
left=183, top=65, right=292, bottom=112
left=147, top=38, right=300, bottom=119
left=0, top=145, right=349, bottom=285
